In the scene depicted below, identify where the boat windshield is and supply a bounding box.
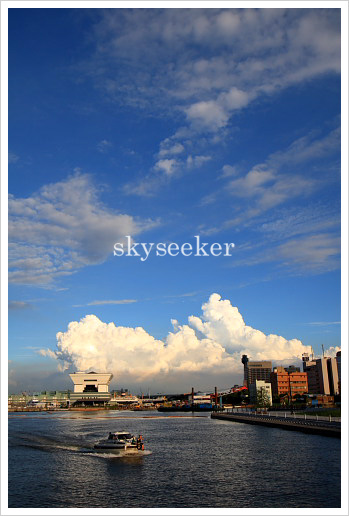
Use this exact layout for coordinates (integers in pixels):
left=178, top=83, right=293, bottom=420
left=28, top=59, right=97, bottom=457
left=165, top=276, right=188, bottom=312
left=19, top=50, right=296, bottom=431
left=108, top=432, right=133, bottom=440
left=117, top=433, right=132, bottom=439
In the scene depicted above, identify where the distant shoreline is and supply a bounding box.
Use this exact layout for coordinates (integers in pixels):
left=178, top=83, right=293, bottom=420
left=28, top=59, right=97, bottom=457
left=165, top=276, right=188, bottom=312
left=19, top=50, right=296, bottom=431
left=8, top=407, right=154, bottom=413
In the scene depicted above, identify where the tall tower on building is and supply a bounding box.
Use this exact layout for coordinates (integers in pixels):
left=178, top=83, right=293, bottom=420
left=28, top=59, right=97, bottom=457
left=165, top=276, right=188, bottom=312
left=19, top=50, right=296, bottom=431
left=241, top=355, right=249, bottom=387
left=241, top=355, right=272, bottom=388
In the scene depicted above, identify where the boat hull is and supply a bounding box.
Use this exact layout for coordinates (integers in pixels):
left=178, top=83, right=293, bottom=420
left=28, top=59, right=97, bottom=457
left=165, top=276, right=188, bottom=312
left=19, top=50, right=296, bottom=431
left=93, top=447, right=141, bottom=454
left=94, top=444, right=137, bottom=450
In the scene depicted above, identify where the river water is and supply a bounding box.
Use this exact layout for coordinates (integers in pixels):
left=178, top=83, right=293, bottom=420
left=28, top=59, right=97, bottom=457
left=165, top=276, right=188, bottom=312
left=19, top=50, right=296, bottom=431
left=8, top=410, right=341, bottom=508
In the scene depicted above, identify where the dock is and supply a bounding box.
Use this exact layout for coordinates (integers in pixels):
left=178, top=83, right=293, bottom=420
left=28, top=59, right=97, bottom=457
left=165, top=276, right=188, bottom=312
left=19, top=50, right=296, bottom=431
left=211, top=412, right=341, bottom=438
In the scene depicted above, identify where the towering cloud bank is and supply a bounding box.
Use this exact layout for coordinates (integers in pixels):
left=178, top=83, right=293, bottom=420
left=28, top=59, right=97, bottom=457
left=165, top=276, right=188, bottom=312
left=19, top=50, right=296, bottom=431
left=40, top=294, right=311, bottom=383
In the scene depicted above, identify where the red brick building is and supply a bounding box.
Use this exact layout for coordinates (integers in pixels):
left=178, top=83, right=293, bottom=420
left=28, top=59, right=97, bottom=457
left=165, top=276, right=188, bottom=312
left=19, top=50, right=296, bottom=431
left=270, top=366, right=308, bottom=399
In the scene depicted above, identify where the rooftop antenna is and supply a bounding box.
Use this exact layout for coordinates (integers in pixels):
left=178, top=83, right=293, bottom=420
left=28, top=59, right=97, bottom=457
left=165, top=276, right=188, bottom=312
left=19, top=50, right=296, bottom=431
left=322, top=344, right=325, bottom=358
left=311, top=346, right=314, bottom=361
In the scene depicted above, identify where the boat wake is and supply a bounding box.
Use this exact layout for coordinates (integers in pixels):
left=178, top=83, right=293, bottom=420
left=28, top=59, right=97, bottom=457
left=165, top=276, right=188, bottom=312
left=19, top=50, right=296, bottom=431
left=79, top=449, right=152, bottom=459
left=9, top=433, right=83, bottom=452
left=9, top=432, right=152, bottom=458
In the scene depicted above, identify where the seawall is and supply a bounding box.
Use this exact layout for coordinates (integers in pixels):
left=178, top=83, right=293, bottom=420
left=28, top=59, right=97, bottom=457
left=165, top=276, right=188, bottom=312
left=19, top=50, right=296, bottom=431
left=211, top=412, right=341, bottom=438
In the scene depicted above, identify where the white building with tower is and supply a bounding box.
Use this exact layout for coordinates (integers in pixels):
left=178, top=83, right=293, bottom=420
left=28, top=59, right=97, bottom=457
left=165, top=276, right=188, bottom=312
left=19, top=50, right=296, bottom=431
left=69, top=371, right=113, bottom=406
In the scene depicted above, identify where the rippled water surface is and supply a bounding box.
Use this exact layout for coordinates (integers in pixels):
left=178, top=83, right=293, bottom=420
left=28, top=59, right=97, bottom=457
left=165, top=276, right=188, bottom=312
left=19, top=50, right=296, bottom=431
left=8, top=410, right=341, bottom=508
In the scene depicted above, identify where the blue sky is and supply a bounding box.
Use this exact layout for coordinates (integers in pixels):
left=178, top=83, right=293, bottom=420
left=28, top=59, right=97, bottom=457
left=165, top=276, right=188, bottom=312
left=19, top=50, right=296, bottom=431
left=7, top=7, right=342, bottom=393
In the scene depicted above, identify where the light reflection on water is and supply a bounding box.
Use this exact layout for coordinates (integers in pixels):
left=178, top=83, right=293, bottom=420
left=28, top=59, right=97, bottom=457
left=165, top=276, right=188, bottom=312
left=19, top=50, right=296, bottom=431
left=8, top=410, right=341, bottom=508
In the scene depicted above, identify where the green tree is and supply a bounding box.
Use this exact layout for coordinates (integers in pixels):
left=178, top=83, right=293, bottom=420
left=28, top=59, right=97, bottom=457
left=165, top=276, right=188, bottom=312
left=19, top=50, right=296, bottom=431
left=256, top=388, right=271, bottom=408
left=222, top=391, right=249, bottom=406
left=280, top=394, right=289, bottom=407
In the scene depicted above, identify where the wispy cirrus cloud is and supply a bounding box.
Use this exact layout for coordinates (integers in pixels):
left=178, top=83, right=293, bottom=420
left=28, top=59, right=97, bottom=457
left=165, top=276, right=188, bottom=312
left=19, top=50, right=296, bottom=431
left=158, top=141, right=185, bottom=158
left=85, top=9, right=340, bottom=110
left=196, top=127, right=341, bottom=275
left=8, top=300, right=33, bottom=311
left=164, top=291, right=200, bottom=299
left=229, top=231, right=340, bottom=275
left=198, top=126, right=340, bottom=233
left=259, top=203, right=340, bottom=241
left=78, top=9, right=340, bottom=196
left=97, top=139, right=113, bottom=153
left=8, top=151, right=20, bottom=164
left=306, top=321, right=340, bottom=326
left=73, top=299, right=138, bottom=307
left=277, top=233, right=340, bottom=273
left=9, top=173, right=157, bottom=287
left=227, top=127, right=340, bottom=218
left=123, top=152, right=211, bottom=196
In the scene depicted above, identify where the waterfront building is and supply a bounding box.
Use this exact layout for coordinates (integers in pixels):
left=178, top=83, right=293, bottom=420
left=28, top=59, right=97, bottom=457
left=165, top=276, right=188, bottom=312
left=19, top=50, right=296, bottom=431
left=326, top=357, right=340, bottom=395
left=8, top=391, right=71, bottom=409
left=241, top=355, right=272, bottom=387
left=8, top=393, right=29, bottom=408
left=311, top=394, right=336, bottom=407
left=270, top=367, right=308, bottom=399
left=336, top=351, right=341, bottom=393
left=108, top=392, right=140, bottom=407
left=33, top=391, right=71, bottom=408
left=249, top=380, right=273, bottom=406
left=69, top=371, right=113, bottom=406
left=188, top=393, right=212, bottom=405
left=303, top=357, right=339, bottom=395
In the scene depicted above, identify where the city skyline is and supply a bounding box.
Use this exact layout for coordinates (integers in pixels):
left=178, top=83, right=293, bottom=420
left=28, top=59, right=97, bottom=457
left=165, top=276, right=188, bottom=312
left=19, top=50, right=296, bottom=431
left=6, top=6, right=343, bottom=393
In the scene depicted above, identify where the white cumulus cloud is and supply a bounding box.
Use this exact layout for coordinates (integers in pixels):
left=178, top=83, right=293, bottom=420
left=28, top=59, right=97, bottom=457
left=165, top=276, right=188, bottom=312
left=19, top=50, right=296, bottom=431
left=40, top=293, right=311, bottom=385
left=323, top=346, right=341, bottom=358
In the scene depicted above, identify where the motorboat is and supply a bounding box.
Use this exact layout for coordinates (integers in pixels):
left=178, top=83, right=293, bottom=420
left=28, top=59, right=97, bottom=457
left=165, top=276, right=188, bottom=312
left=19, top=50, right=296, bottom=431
left=94, top=432, right=144, bottom=452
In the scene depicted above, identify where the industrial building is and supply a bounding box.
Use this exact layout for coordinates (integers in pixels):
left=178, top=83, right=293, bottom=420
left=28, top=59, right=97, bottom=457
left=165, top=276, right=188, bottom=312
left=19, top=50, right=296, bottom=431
left=241, top=355, right=272, bottom=387
left=69, top=371, right=113, bottom=406
left=270, top=367, right=308, bottom=399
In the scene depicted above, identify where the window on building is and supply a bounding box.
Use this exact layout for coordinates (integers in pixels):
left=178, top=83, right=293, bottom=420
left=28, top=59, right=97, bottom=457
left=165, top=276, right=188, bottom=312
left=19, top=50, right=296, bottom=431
left=83, top=385, right=98, bottom=392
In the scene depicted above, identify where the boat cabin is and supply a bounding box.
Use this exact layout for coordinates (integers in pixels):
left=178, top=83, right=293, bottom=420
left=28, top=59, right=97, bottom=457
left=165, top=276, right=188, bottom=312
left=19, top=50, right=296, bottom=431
left=108, top=432, right=133, bottom=440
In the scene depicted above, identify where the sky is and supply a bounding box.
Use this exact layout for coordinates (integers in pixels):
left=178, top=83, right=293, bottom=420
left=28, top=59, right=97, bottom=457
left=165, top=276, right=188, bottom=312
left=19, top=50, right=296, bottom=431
left=7, top=6, right=343, bottom=394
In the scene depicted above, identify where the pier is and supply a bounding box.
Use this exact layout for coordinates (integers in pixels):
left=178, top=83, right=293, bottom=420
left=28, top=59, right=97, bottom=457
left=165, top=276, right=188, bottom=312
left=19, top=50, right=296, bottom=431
left=211, top=412, right=341, bottom=438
